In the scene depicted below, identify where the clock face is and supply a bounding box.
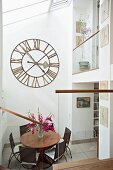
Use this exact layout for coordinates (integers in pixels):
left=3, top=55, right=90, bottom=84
left=10, top=39, right=60, bottom=88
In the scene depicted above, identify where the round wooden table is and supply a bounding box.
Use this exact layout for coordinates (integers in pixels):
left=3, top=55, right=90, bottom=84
left=20, top=131, right=60, bottom=149
left=20, top=131, right=60, bottom=169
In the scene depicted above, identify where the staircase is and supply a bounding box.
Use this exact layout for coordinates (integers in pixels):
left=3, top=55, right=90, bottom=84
left=53, top=158, right=113, bottom=170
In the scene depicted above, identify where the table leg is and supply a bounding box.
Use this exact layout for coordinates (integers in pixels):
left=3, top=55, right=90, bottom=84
left=36, top=149, right=52, bottom=169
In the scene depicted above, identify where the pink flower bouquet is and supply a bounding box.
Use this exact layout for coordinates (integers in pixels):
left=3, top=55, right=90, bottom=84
left=27, top=112, right=55, bottom=134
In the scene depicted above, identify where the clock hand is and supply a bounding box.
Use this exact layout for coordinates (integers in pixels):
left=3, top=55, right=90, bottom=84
left=25, top=51, right=37, bottom=63
left=27, top=61, right=46, bottom=73
left=25, top=64, right=36, bottom=73
left=26, top=61, right=46, bottom=74
left=19, top=45, right=46, bottom=74
left=37, top=49, right=54, bottom=63
left=20, top=45, right=49, bottom=71
left=36, top=63, right=46, bottom=73
left=27, top=61, right=49, bottom=69
left=19, top=64, right=36, bottom=78
left=40, top=61, right=49, bottom=69
left=37, top=54, right=47, bottom=63
left=20, top=44, right=49, bottom=72
left=27, top=61, right=37, bottom=64
left=20, top=43, right=48, bottom=64
left=19, top=45, right=37, bottom=63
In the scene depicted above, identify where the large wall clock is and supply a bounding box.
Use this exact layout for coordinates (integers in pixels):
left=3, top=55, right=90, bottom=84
left=10, top=39, right=60, bottom=88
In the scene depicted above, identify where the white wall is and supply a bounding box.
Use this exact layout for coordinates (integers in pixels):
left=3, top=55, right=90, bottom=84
left=0, top=0, right=2, bottom=104
left=109, top=0, right=113, bottom=158
left=0, top=0, right=2, bottom=163
left=0, top=0, right=7, bottom=164
left=99, top=0, right=111, bottom=159
left=2, top=2, right=73, bottom=142
left=110, top=81, right=113, bottom=157
left=72, top=83, right=94, bottom=141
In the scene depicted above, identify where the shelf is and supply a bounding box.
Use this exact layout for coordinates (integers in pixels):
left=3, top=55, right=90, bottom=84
left=94, top=125, right=99, bottom=128
left=94, top=117, right=99, bottom=119
left=93, top=83, right=99, bottom=137
left=94, top=124, right=99, bottom=126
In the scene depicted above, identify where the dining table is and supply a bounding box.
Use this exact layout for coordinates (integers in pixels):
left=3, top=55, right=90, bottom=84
left=20, top=130, right=61, bottom=168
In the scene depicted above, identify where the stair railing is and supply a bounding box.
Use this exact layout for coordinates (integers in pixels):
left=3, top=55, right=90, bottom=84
left=73, top=30, right=100, bottom=51
left=0, top=106, right=43, bottom=125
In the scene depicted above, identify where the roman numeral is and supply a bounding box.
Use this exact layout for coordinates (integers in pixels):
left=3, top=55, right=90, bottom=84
left=43, top=76, right=49, bottom=85
left=12, top=66, right=23, bottom=76
left=43, top=44, right=49, bottom=52
left=46, top=69, right=57, bottom=80
left=32, top=77, right=40, bottom=88
left=46, top=49, right=54, bottom=55
left=14, top=48, right=26, bottom=57
left=12, top=66, right=29, bottom=81
left=33, top=39, right=40, bottom=50
left=23, top=75, right=30, bottom=86
left=11, top=58, right=22, bottom=63
left=20, top=73, right=29, bottom=84
left=23, top=40, right=31, bottom=51
left=48, top=53, right=57, bottom=59
left=20, top=40, right=31, bottom=53
left=50, top=63, right=59, bottom=68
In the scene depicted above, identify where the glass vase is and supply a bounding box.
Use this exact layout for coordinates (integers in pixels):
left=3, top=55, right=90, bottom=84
left=38, top=125, right=44, bottom=138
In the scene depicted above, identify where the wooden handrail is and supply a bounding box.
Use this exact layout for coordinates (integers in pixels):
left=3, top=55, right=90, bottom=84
left=1, top=89, right=113, bottom=121
left=73, top=30, right=100, bottom=51
left=0, top=107, right=43, bottom=126
left=55, top=89, right=113, bottom=93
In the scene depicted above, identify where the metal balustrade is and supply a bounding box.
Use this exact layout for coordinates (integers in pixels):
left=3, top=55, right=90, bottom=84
left=73, top=30, right=100, bottom=74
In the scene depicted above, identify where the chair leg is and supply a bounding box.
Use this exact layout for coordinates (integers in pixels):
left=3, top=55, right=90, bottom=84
left=8, top=153, right=14, bottom=168
left=8, top=153, right=21, bottom=168
left=67, top=146, right=72, bottom=159
left=63, top=155, right=67, bottom=162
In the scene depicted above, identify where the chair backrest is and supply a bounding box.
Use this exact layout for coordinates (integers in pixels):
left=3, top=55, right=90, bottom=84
left=20, top=124, right=29, bottom=136
left=54, top=141, right=66, bottom=161
left=63, top=127, right=71, bottom=145
left=9, top=133, right=15, bottom=151
left=19, top=146, right=36, bottom=164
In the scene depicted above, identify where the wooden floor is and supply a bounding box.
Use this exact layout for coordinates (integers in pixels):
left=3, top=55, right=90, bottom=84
left=53, top=158, right=113, bottom=170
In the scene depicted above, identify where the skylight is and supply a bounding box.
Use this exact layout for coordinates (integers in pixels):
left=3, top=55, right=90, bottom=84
left=2, top=0, right=72, bottom=25
left=51, top=0, right=71, bottom=8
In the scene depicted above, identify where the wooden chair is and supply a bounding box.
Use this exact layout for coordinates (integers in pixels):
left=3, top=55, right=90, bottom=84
left=57, top=127, right=72, bottom=159
left=19, top=146, right=39, bottom=169
left=63, top=127, right=72, bottom=158
left=19, top=124, right=30, bottom=136
left=8, top=133, right=21, bottom=168
left=45, top=141, right=67, bottom=165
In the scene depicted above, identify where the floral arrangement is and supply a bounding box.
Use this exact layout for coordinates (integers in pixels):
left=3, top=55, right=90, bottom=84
left=81, top=27, right=91, bottom=36
left=27, top=111, right=55, bottom=135
left=79, top=16, right=92, bottom=39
